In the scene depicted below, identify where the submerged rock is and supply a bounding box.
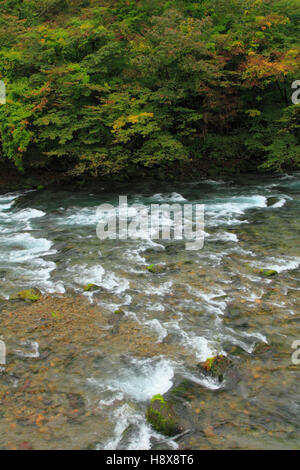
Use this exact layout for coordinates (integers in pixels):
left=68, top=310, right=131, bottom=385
left=111, top=308, right=125, bottom=334
left=165, top=242, right=185, bottom=255
left=253, top=342, right=271, bottom=356
left=146, top=264, right=165, bottom=274
left=118, top=424, right=139, bottom=450
left=146, top=394, right=182, bottom=437
left=10, top=288, right=42, bottom=302
left=168, top=379, right=196, bottom=402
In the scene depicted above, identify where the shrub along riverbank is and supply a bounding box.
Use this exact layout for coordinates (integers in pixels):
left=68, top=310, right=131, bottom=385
left=0, top=0, right=300, bottom=185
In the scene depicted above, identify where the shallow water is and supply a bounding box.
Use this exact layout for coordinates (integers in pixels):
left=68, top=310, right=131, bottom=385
left=0, top=173, right=300, bottom=449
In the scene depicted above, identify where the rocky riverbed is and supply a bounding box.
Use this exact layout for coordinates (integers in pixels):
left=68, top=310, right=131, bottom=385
left=0, top=174, right=300, bottom=449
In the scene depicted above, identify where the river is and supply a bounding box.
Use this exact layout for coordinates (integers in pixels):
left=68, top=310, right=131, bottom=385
left=0, top=173, right=299, bottom=449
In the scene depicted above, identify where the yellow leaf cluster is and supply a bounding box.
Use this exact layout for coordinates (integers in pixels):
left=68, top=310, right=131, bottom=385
left=112, top=112, right=154, bottom=132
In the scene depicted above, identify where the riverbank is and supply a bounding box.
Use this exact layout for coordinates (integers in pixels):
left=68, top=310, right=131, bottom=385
left=0, top=156, right=264, bottom=195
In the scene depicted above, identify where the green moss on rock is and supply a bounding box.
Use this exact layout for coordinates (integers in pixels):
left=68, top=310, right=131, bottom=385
left=253, top=342, right=271, bottom=356
left=198, top=355, right=230, bottom=382
left=169, top=380, right=195, bottom=401
left=10, top=288, right=42, bottom=302
left=259, top=269, right=278, bottom=277
left=114, top=309, right=124, bottom=315
left=83, top=283, right=99, bottom=292
left=147, top=264, right=155, bottom=273
left=146, top=264, right=165, bottom=273
left=146, top=394, right=181, bottom=436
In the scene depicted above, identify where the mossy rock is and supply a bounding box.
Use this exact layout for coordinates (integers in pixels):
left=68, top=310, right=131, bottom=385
left=83, top=283, right=99, bottom=292
left=224, top=344, right=246, bottom=357
left=10, top=288, right=42, bottom=302
left=144, top=246, right=164, bottom=255
left=114, top=309, right=124, bottom=315
left=266, top=197, right=280, bottom=207
left=111, top=309, right=125, bottom=334
left=146, top=394, right=182, bottom=437
left=198, top=355, right=231, bottom=382
left=84, top=442, right=99, bottom=451
left=165, top=242, right=185, bottom=254
left=146, top=264, right=165, bottom=274
left=224, top=304, right=242, bottom=321
left=169, top=380, right=195, bottom=401
left=253, top=342, right=271, bottom=356
left=147, top=264, right=156, bottom=273
left=259, top=269, right=278, bottom=278
left=0, top=296, right=7, bottom=310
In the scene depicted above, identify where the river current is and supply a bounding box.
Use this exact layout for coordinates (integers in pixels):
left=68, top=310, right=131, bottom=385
left=0, top=173, right=299, bottom=449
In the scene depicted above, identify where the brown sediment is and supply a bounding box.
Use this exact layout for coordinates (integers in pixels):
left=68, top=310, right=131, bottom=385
left=0, top=295, right=190, bottom=450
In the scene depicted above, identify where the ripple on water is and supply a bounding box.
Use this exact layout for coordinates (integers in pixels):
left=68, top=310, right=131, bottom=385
left=1, top=175, right=300, bottom=449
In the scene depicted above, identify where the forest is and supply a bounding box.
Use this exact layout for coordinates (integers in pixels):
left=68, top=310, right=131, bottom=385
left=0, top=0, right=300, bottom=182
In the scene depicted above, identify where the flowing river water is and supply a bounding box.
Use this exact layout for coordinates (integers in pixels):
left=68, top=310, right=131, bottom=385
left=0, top=173, right=299, bottom=450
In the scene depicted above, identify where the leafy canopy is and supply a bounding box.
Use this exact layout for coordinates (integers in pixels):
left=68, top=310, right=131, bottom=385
left=0, top=0, right=299, bottom=178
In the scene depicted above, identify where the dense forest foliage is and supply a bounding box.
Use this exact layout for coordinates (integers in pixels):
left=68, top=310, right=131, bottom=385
left=0, top=0, right=299, bottom=181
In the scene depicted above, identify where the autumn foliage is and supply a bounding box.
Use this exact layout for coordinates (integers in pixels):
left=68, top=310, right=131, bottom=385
left=0, top=0, right=299, bottom=179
